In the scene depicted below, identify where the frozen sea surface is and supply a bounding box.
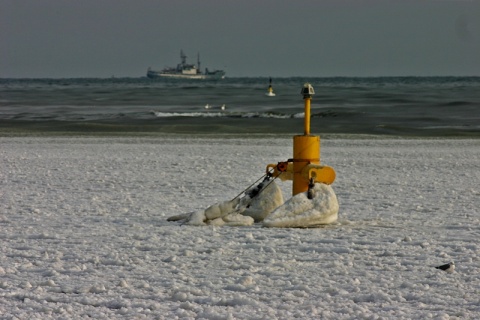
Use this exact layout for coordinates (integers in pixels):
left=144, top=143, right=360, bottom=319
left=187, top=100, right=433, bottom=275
left=1, top=136, right=479, bottom=319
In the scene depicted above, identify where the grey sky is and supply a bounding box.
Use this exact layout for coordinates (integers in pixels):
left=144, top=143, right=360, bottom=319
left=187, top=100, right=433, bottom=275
left=1, top=0, right=479, bottom=78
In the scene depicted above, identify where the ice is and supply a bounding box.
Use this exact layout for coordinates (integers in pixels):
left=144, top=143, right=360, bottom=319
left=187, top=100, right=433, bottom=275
left=240, top=178, right=284, bottom=222
left=169, top=198, right=255, bottom=226
left=168, top=178, right=284, bottom=226
left=1, top=136, right=479, bottom=319
left=176, top=178, right=339, bottom=229
left=263, top=183, right=339, bottom=228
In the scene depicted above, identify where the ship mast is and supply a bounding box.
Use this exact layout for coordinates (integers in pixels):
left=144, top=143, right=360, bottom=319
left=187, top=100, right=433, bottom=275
left=197, top=53, right=201, bottom=74
left=180, top=50, right=187, bottom=67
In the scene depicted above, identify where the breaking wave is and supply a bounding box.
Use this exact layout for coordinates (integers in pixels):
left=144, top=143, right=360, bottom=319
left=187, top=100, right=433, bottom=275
left=151, top=111, right=303, bottom=119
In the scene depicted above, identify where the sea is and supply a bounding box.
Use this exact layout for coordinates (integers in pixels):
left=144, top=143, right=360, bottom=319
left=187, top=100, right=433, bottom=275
left=1, top=77, right=479, bottom=137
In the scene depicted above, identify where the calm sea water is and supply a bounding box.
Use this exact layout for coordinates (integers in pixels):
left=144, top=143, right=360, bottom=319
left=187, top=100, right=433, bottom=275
left=1, top=77, right=479, bottom=136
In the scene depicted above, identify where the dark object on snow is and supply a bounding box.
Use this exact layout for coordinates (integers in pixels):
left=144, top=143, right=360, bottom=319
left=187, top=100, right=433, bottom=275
left=307, top=178, right=315, bottom=199
left=435, top=261, right=455, bottom=272
left=246, top=176, right=271, bottom=199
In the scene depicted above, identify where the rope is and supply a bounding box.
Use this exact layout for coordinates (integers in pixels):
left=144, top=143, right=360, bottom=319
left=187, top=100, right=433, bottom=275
left=233, top=168, right=283, bottom=210
left=231, top=172, right=268, bottom=201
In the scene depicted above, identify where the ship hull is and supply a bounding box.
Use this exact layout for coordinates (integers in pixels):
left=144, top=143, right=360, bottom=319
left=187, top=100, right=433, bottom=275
left=147, top=70, right=225, bottom=80
left=147, top=50, right=225, bottom=80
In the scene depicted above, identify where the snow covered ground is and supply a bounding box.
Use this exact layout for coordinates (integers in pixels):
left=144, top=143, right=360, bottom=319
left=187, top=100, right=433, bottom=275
left=1, top=136, right=479, bottom=319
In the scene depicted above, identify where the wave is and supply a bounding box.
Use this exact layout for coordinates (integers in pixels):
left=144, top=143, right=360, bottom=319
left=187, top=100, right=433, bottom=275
left=1, top=76, right=478, bottom=137
left=150, top=111, right=334, bottom=119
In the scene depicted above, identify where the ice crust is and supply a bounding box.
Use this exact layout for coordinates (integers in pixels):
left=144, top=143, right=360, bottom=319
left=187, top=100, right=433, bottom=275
left=169, top=179, right=284, bottom=226
left=1, top=136, right=479, bottom=319
left=169, top=171, right=339, bottom=228
left=263, top=183, right=339, bottom=228
left=241, top=180, right=284, bottom=222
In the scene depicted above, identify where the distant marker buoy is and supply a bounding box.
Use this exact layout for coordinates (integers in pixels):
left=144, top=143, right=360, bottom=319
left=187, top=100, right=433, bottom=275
left=266, top=77, right=276, bottom=96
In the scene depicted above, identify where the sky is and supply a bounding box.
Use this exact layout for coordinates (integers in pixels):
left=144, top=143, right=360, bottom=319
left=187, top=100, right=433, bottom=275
left=1, top=0, right=479, bottom=78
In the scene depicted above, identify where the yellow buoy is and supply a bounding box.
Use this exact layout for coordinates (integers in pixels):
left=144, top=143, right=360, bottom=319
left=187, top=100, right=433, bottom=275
left=266, top=83, right=336, bottom=196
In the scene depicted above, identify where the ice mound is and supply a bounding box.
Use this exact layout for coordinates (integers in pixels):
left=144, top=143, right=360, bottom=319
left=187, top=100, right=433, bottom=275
left=167, top=180, right=283, bottom=226
left=167, top=198, right=251, bottom=226
left=263, top=183, right=338, bottom=228
left=241, top=180, right=284, bottom=222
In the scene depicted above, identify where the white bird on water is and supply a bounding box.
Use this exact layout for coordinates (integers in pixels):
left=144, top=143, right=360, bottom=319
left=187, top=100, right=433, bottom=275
left=435, top=261, right=455, bottom=273
left=204, top=104, right=226, bottom=110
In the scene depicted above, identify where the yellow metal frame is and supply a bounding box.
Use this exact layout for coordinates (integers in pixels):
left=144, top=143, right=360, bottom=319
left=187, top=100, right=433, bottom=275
left=266, top=162, right=336, bottom=185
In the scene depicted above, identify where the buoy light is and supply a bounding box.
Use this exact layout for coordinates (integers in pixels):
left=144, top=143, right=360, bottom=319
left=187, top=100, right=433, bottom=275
left=301, top=83, right=315, bottom=97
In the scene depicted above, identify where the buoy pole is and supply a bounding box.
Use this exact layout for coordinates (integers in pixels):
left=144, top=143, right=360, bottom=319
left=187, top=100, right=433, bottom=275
left=292, top=83, right=320, bottom=196
left=304, top=92, right=311, bottom=135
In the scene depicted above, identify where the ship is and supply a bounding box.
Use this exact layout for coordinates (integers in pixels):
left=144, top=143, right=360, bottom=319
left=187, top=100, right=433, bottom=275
left=147, top=50, right=225, bottom=80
